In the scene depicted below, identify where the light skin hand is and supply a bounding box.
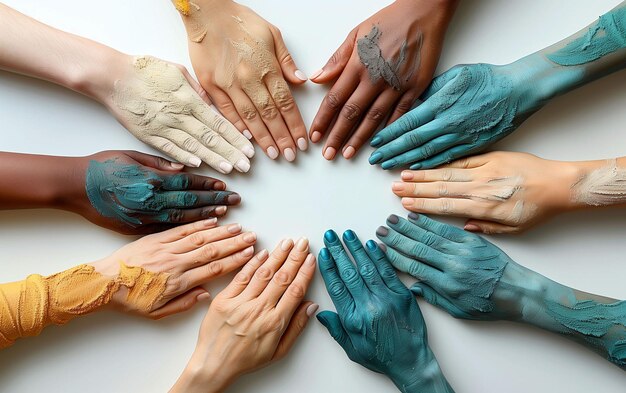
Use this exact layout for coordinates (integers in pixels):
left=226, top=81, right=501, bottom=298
left=171, top=238, right=317, bottom=393
left=310, top=0, right=458, bottom=160
left=317, top=229, right=453, bottom=393
left=176, top=0, right=308, bottom=162
left=91, top=219, right=257, bottom=319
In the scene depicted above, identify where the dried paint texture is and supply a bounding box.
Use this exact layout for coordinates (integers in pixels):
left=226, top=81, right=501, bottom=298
left=0, top=264, right=168, bottom=348
left=572, top=159, right=626, bottom=206
left=174, top=0, right=207, bottom=43
left=357, top=25, right=422, bottom=91
left=548, top=7, right=626, bottom=66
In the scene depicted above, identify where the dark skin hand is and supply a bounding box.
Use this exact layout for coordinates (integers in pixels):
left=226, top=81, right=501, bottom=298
left=309, top=0, right=458, bottom=160
left=0, top=150, right=240, bottom=235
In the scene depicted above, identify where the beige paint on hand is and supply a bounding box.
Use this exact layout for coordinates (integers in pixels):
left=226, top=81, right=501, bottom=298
left=173, top=0, right=207, bottom=43
left=573, top=159, right=626, bottom=206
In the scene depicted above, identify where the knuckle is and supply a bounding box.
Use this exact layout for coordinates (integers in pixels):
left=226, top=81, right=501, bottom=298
left=234, top=270, right=251, bottom=284
left=260, top=105, right=279, bottom=120
left=188, top=232, right=206, bottom=247
left=273, top=270, right=291, bottom=286
left=367, top=107, right=385, bottom=122
left=255, top=266, right=272, bottom=281
left=441, top=169, right=454, bottom=181
left=407, top=132, right=422, bottom=148
left=329, top=281, right=346, bottom=298
left=423, top=143, right=435, bottom=158
left=160, top=141, right=176, bottom=154
left=274, top=93, right=295, bottom=111
left=358, top=264, right=376, bottom=280
left=438, top=199, right=454, bottom=214
left=395, top=99, right=414, bottom=114
left=201, top=131, right=220, bottom=147
left=168, top=210, right=184, bottom=223
left=207, top=261, right=223, bottom=277
left=241, top=106, right=258, bottom=121
left=341, top=267, right=359, bottom=285
left=288, top=283, right=306, bottom=298
left=341, top=103, right=362, bottom=121
left=437, top=183, right=449, bottom=197
left=326, top=91, right=343, bottom=109
left=201, top=245, right=219, bottom=260
left=182, top=137, right=201, bottom=153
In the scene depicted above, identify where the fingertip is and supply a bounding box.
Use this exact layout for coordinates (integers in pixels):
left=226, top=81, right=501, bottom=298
left=464, top=223, right=481, bottom=232
left=323, top=229, right=338, bottom=242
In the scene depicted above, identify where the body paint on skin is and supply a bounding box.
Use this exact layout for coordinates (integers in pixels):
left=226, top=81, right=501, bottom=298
left=547, top=7, right=626, bottom=66
left=0, top=263, right=169, bottom=348
left=173, top=0, right=207, bottom=43
left=357, top=25, right=422, bottom=91
left=572, top=159, right=626, bottom=206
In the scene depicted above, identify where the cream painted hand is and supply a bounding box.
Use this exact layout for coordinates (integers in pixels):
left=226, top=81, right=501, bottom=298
left=103, top=56, right=255, bottom=173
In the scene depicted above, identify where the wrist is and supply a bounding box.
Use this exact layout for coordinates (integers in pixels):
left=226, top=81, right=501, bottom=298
left=390, top=349, right=453, bottom=393
left=171, top=355, right=230, bottom=393
left=569, top=158, right=626, bottom=209
left=70, top=47, right=129, bottom=105
left=55, top=156, right=91, bottom=214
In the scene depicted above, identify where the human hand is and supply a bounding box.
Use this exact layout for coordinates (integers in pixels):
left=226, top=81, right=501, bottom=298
left=171, top=238, right=317, bottom=393
left=392, top=152, right=582, bottom=234
left=317, top=229, right=453, bottom=393
left=69, top=150, right=240, bottom=235
left=96, top=54, right=254, bottom=172
left=310, top=0, right=458, bottom=160
left=176, top=0, right=308, bottom=161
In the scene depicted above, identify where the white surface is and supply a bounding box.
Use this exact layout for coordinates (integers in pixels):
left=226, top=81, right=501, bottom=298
left=1, top=0, right=626, bottom=392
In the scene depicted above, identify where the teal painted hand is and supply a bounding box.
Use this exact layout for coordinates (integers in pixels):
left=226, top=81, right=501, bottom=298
left=80, top=151, right=240, bottom=234
left=317, top=229, right=453, bottom=393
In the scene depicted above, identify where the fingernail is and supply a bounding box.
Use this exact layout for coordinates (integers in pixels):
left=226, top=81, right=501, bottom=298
left=343, top=230, right=356, bottom=241
left=371, top=136, right=382, bottom=147
left=305, top=254, right=316, bottom=266
left=408, top=212, right=419, bottom=220
left=306, top=303, right=319, bottom=317
left=297, top=137, right=308, bottom=151
left=378, top=242, right=387, bottom=252
left=234, top=159, right=250, bottom=173
left=170, top=162, right=185, bottom=170
left=366, top=240, right=377, bottom=251
left=241, top=245, right=255, bottom=257
left=227, top=194, right=241, bottom=204
left=323, top=147, right=336, bottom=160
left=189, top=156, right=202, bottom=167
left=387, top=214, right=399, bottom=224
left=197, top=292, right=211, bottom=302
left=281, top=238, right=294, bottom=251
left=376, top=226, right=389, bottom=237
left=464, top=224, right=481, bottom=232
left=381, top=160, right=396, bottom=170
left=219, top=161, right=233, bottom=174
left=267, top=146, right=279, bottom=160
left=320, top=248, right=331, bottom=260
left=214, top=181, right=227, bottom=191
left=243, top=232, right=257, bottom=243
left=343, top=146, right=356, bottom=159
left=410, top=163, right=422, bottom=170
left=258, top=249, right=269, bottom=261
left=284, top=148, right=296, bottom=162
left=401, top=171, right=414, bottom=180
left=369, top=152, right=382, bottom=165
left=296, top=237, right=309, bottom=251
left=401, top=198, right=413, bottom=208
left=242, top=145, right=255, bottom=159
left=311, top=131, right=322, bottom=143
left=243, top=129, right=253, bottom=140
left=310, top=69, right=324, bottom=80
left=216, top=206, right=227, bottom=215
left=324, top=230, right=337, bottom=242
left=227, top=223, right=242, bottom=233
left=392, top=182, right=403, bottom=191
left=204, top=218, right=218, bottom=226
left=295, top=69, right=308, bottom=81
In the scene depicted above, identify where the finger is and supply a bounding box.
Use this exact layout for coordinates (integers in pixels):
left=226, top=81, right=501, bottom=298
left=376, top=226, right=449, bottom=271
left=177, top=64, right=213, bottom=106
left=420, top=66, right=462, bottom=101
left=239, top=239, right=294, bottom=299
left=401, top=197, right=489, bottom=221
left=369, top=100, right=438, bottom=149
left=309, top=69, right=360, bottom=145
left=342, top=230, right=385, bottom=292
left=364, top=240, right=409, bottom=294
left=207, top=86, right=249, bottom=135
left=156, top=190, right=240, bottom=209
left=398, top=168, right=473, bottom=184
left=261, top=237, right=310, bottom=306
left=192, top=103, right=256, bottom=159
left=323, top=85, right=379, bottom=160
left=318, top=247, right=355, bottom=317
left=122, top=150, right=184, bottom=171
left=160, top=128, right=235, bottom=174
left=184, top=231, right=257, bottom=269
left=149, top=287, right=208, bottom=320
left=386, top=91, right=418, bottom=126
left=410, top=282, right=472, bottom=319
left=146, top=135, right=202, bottom=168
left=392, top=180, right=477, bottom=199
left=381, top=133, right=471, bottom=170
left=342, top=90, right=399, bottom=159
left=409, top=144, right=477, bottom=170
left=156, top=218, right=218, bottom=242
left=162, top=173, right=227, bottom=191
left=382, top=246, right=444, bottom=283
left=273, top=301, right=317, bottom=361
left=276, top=253, right=316, bottom=315
left=464, top=219, right=522, bottom=235
left=139, top=205, right=228, bottom=225
left=266, top=76, right=308, bottom=156
left=385, top=214, right=451, bottom=253
left=369, top=119, right=450, bottom=165
left=310, top=29, right=357, bottom=83
left=440, top=154, right=490, bottom=169
left=182, top=244, right=255, bottom=287
left=407, top=212, right=468, bottom=243
left=221, top=249, right=270, bottom=299
left=173, top=222, right=243, bottom=253
left=316, top=311, right=351, bottom=351
left=323, top=230, right=368, bottom=298
left=271, top=27, right=308, bottom=85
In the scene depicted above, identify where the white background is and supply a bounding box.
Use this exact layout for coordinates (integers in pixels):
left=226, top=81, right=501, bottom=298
left=1, top=0, right=626, bottom=392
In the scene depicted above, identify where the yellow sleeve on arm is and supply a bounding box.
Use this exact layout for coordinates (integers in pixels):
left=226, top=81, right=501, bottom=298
left=0, top=264, right=169, bottom=349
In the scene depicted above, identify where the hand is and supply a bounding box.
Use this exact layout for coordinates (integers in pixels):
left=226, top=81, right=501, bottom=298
left=96, top=54, right=255, bottom=173
left=91, top=219, right=257, bottom=319
left=369, top=59, right=555, bottom=170
left=178, top=0, right=308, bottom=161
left=317, top=229, right=453, bottom=393
left=69, top=150, right=241, bottom=235
left=309, top=0, right=458, bottom=160
left=392, top=152, right=582, bottom=234
left=171, top=238, right=317, bottom=393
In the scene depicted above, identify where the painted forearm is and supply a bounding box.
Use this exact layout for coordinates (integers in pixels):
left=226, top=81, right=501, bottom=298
left=390, top=351, right=455, bottom=393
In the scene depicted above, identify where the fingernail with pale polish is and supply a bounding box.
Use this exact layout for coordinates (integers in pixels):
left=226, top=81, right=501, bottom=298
left=464, top=224, right=481, bottom=232
left=241, top=246, right=255, bottom=257
left=401, top=198, right=413, bottom=208
left=243, top=130, right=253, bottom=140
left=343, top=146, right=356, bottom=159
left=216, top=206, right=227, bottom=215
left=197, top=292, right=211, bottom=302
left=296, top=237, right=309, bottom=251
left=204, top=218, right=218, bottom=226
left=267, top=146, right=279, bottom=160
left=297, top=137, right=308, bottom=151
left=219, top=161, right=233, bottom=174
left=227, top=223, right=242, bottom=233
left=227, top=194, right=241, bottom=204
left=392, top=182, right=403, bottom=192
left=401, top=171, right=414, bottom=181
left=306, top=303, right=319, bottom=317
left=243, top=232, right=257, bottom=243
left=323, top=147, right=336, bottom=160
left=284, top=148, right=296, bottom=162
left=311, top=131, right=322, bottom=143
left=242, top=145, right=255, bottom=159
left=189, top=156, right=202, bottom=168
left=295, top=70, right=308, bottom=81
left=310, top=69, right=324, bottom=80
left=214, top=181, right=226, bottom=191
left=305, top=254, right=316, bottom=266
left=234, top=159, right=250, bottom=173
left=170, top=162, right=185, bottom=170
left=257, top=249, right=269, bottom=261
left=281, top=238, right=294, bottom=251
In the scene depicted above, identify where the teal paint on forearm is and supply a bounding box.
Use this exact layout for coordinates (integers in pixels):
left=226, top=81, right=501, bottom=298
left=547, top=7, right=626, bottom=66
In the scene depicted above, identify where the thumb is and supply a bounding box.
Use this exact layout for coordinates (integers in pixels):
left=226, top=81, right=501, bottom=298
left=310, top=29, right=356, bottom=84
left=273, top=302, right=318, bottom=361
left=148, top=287, right=209, bottom=320
left=123, top=150, right=185, bottom=171
left=316, top=310, right=350, bottom=349
left=410, top=282, right=472, bottom=319
left=464, top=220, right=521, bottom=235
left=271, top=27, right=307, bottom=85
left=420, top=65, right=463, bottom=101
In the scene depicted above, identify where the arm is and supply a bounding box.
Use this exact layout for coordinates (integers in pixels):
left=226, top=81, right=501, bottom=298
left=370, top=3, right=626, bottom=170
left=0, top=4, right=254, bottom=173
left=317, top=229, right=454, bottom=392
left=310, top=0, right=459, bottom=160
left=0, top=220, right=257, bottom=349
left=173, top=0, right=308, bottom=162
left=170, top=238, right=317, bottom=393
left=377, top=213, right=626, bottom=368
left=391, top=152, right=626, bottom=234
left=0, top=150, right=241, bottom=234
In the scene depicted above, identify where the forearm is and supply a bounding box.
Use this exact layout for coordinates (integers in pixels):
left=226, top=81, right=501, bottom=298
left=0, top=152, right=84, bottom=211
left=389, top=349, right=455, bottom=393
left=170, top=353, right=230, bottom=393
left=0, top=3, right=124, bottom=100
